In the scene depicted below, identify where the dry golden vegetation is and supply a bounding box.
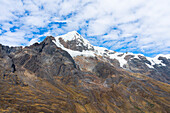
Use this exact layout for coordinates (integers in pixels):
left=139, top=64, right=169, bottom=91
left=0, top=71, right=170, bottom=113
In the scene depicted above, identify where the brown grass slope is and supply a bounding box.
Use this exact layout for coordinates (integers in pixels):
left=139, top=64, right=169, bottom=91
left=0, top=70, right=170, bottom=113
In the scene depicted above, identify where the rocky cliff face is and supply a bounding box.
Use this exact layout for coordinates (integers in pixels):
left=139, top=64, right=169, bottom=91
left=0, top=32, right=170, bottom=113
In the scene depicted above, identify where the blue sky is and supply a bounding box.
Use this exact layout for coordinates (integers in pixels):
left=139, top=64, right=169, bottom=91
left=0, top=0, right=170, bottom=57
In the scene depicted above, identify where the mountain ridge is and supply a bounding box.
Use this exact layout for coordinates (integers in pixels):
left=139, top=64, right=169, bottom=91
left=53, top=31, right=170, bottom=66
left=51, top=31, right=170, bottom=84
left=0, top=32, right=170, bottom=112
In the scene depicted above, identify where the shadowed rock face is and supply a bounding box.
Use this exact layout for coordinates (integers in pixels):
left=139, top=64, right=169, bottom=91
left=126, top=58, right=150, bottom=73
left=0, top=36, right=170, bottom=113
left=0, top=44, right=22, bottom=74
left=15, top=36, right=76, bottom=78
left=124, top=55, right=170, bottom=84
left=93, top=62, right=122, bottom=79
left=0, top=36, right=79, bottom=85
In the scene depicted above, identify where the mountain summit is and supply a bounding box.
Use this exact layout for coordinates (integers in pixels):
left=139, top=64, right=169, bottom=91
left=0, top=31, right=170, bottom=112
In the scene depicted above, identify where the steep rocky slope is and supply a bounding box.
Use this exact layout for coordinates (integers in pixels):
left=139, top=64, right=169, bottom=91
left=0, top=32, right=170, bottom=113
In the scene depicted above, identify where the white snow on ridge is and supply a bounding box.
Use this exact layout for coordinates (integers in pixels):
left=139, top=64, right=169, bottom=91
left=53, top=31, right=170, bottom=68
left=145, top=63, right=154, bottom=68
left=146, top=54, right=170, bottom=67
left=53, top=32, right=95, bottom=57
left=109, top=52, right=127, bottom=67
left=56, top=31, right=79, bottom=42
left=55, top=31, right=93, bottom=50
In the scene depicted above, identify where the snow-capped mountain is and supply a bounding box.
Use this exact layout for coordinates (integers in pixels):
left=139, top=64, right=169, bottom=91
left=53, top=31, right=170, bottom=83
left=53, top=31, right=169, bottom=67
left=0, top=32, right=170, bottom=112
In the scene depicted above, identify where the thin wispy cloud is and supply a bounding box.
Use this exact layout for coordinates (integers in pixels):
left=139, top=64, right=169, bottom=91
left=0, top=0, right=170, bottom=56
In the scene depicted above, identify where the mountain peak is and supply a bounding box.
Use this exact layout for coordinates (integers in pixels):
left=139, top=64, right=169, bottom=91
left=58, top=31, right=82, bottom=41
left=54, top=31, right=94, bottom=52
left=43, top=36, right=56, bottom=43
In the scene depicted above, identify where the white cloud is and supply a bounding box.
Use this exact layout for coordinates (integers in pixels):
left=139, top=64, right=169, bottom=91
left=0, top=0, right=170, bottom=56
left=23, top=16, right=46, bottom=27
left=28, top=38, right=39, bottom=46
left=51, top=17, right=68, bottom=23
left=0, top=31, right=28, bottom=46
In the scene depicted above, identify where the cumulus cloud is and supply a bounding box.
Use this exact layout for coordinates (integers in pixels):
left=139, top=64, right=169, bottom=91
left=0, top=0, right=170, bottom=56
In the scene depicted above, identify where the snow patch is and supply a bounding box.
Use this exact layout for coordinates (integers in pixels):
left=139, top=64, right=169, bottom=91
left=146, top=54, right=169, bottom=67
left=53, top=34, right=95, bottom=58
left=145, top=63, right=154, bottom=68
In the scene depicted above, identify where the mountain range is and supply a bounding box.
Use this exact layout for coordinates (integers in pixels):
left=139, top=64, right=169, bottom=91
left=0, top=31, right=170, bottom=113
